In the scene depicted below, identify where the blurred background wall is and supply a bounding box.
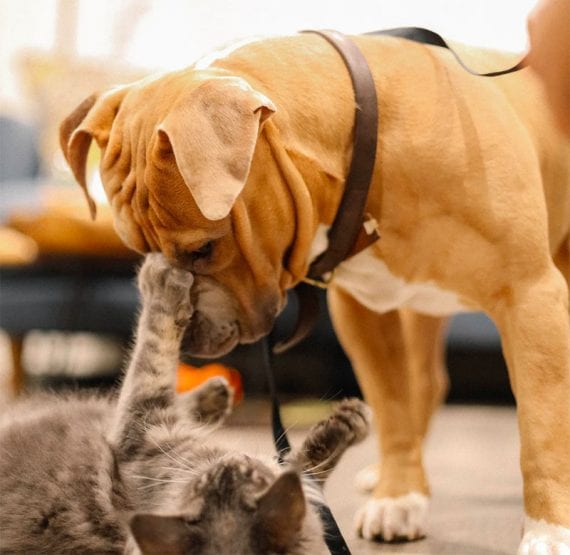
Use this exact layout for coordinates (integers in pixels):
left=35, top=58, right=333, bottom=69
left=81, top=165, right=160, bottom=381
left=0, top=0, right=540, bottom=197
left=0, top=0, right=537, bottom=118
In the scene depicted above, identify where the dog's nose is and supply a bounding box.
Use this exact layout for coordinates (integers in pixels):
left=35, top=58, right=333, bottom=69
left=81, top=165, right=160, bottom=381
left=240, top=293, right=281, bottom=341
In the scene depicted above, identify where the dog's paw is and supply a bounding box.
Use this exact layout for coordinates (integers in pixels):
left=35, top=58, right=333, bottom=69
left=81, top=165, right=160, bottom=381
left=354, top=463, right=380, bottom=493
left=518, top=517, right=570, bottom=555
left=355, top=493, right=429, bottom=542
left=138, top=253, right=194, bottom=325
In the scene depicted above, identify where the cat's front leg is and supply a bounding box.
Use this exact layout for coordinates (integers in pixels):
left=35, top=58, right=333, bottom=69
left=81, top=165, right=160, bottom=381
left=111, top=254, right=194, bottom=457
left=288, top=398, right=370, bottom=484
left=137, top=253, right=194, bottom=331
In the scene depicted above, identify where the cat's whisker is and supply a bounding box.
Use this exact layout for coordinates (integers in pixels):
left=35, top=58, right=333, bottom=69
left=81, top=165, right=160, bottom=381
left=303, top=457, right=334, bottom=474
left=318, top=389, right=343, bottom=404
left=131, top=474, right=189, bottom=484
left=303, top=467, right=333, bottom=478
left=176, top=453, right=198, bottom=473
left=274, top=420, right=300, bottom=449
left=301, top=443, right=347, bottom=475
left=138, top=482, right=179, bottom=492
left=157, top=465, right=197, bottom=476
left=144, top=430, right=197, bottom=473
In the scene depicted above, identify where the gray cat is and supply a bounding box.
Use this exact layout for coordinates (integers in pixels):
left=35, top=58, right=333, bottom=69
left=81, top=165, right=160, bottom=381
left=0, top=254, right=369, bottom=555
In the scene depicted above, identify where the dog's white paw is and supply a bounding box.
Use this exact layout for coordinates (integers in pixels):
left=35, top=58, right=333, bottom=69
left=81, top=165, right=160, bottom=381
left=354, top=463, right=379, bottom=493
left=518, top=517, right=570, bottom=555
left=354, top=493, right=429, bottom=542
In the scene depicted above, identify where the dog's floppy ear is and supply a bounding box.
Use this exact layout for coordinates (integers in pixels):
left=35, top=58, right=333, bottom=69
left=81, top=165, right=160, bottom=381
left=59, top=88, right=128, bottom=219
left=157, top=77, right=276, bottom=221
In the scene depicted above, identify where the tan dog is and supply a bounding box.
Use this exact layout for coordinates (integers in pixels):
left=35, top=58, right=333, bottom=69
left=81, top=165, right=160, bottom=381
left=60, top=34, right=570, bottom=553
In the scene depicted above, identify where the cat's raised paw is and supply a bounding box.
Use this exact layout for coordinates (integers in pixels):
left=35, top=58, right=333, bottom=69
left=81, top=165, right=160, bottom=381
left=330, top=398, right=371, bottom=445
left=190, top=376, right=234, bottom=424
left=138, top=253, right=194, bottom=324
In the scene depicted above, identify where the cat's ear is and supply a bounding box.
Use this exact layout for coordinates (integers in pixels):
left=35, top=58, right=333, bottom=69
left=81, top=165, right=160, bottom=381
left=130, top=514, right=197, bottom=555
left=255, top=471, right=306, bottom=552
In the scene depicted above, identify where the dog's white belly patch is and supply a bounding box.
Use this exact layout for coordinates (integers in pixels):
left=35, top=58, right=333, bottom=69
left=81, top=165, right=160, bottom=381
left=355, top=493, right=429, bottom=541
left=333, top=249, right=469, bottom=317
left=519, top=516, right=570, bottom=554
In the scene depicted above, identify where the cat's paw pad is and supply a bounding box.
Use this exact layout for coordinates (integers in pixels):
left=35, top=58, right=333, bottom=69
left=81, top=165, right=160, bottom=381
left=518, top=517, right=570, bottom=555
left=355, top=493, right=429, bottom=542
left=354, top=463, right=380, bottom=493
left=330, top=398, right=371, bottom=445
left=138, top=253, right=193, bottom=322
left=191, top=376, right=233, bottom=424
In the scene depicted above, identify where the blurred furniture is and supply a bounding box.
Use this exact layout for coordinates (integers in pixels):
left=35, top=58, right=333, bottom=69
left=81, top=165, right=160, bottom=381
left=0, top=115, right=140, bottom=394
left=0, top=116, right=41, bottom=182
left=0, top=115, right=41, bottom=393
left=0, top=256, right=140, bottom=393
left=0, top=116, right=510, bottom=402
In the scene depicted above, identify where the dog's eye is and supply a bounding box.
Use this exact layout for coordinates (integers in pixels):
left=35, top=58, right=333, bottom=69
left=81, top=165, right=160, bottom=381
left=191, top=241, right=213, bottom=261
left=176, top=241, right=214, bottom=271
left=186, top=241, right=214, bottom=263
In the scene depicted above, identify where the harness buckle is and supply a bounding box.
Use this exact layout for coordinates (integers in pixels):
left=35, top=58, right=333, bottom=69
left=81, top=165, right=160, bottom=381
left=301, top=270, right=335, bottom=289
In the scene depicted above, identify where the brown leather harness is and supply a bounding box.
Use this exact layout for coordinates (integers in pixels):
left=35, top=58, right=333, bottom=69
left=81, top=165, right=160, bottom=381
left=274, top=28, right=528, bottom=354
left=265, top=28, right=527, bottom=555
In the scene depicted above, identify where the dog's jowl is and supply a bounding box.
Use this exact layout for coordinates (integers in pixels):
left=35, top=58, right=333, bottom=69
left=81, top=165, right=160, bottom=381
left=60, top=33, right=570, bottom=553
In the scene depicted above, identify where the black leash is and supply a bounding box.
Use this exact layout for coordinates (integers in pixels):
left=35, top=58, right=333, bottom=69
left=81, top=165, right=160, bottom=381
left=367, top=27, right=528, bottom=76
left=261, top=338, right=352, bottom=554
left=261, top=337, right=291, bottom=461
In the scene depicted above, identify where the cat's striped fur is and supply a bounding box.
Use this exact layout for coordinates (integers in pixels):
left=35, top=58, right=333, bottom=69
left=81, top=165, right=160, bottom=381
left=0, top=254, right=369, bottom=554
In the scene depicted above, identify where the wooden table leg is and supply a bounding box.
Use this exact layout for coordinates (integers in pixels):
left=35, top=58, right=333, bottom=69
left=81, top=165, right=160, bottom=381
left=9, top=335, right=25, bottom=396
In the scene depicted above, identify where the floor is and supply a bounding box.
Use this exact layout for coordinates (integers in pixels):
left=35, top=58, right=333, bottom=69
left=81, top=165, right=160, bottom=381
left=218, top=403, right=523, bottom=555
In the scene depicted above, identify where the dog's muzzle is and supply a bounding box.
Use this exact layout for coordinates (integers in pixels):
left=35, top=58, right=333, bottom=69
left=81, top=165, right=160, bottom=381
left=181, top=311, right=240, bottom=358
left=180, top=277, right=280, bottom=358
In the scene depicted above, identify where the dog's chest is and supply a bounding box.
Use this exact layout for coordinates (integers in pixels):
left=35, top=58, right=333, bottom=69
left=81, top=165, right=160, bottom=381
left=332, top=250, right=468, bottom=316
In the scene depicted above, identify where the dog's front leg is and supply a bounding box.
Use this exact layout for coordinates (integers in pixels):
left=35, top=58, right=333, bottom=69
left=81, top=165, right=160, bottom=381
left=328, top=286, right=436, bottom=542
left=490, top=265, right=570, bottom=554
left=351, top=310, right=449, bottom=496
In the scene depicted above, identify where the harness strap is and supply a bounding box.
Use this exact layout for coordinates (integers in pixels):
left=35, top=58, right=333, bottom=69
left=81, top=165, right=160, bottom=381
left=302, top=30, right=380, bottom=281
left=274, top=27, right=528, bottom=355
left=273, top=30, right=380, bottom=354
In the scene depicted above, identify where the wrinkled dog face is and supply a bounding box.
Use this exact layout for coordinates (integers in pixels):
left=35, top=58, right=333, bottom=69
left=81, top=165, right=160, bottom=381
left=59, top=71, right=295, bottom=357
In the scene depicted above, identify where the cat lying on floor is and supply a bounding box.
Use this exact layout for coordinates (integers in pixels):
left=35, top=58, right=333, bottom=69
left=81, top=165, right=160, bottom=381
left=0, top=254, right=369, bottom=555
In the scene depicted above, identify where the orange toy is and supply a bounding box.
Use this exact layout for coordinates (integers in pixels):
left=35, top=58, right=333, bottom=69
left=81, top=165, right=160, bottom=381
left=176, top=362, right=243, bottom=405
